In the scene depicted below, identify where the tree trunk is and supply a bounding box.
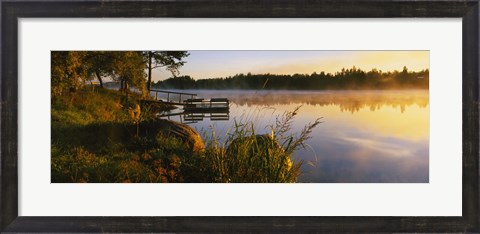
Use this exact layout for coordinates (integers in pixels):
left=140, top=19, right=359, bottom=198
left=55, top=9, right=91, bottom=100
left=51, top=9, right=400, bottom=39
left=125, top=81, right=129, bottom=101
left=120, top=80, right=124, bottom=91
left=147, top=51, right=153, bottom=91
left=95, top=71, right=104, bottom=88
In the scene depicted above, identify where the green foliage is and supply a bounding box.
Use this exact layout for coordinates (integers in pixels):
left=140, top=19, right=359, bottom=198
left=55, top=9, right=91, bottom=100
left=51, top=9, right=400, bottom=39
left=52, top=136, right=193, bottom=183
left=51, top=51, right=189, bottom=99
left=144, top=51, right=190, bottom=91
left=51, top=51, right=90, bottom=96
left=82, top=51, right=118, bottom=87
left=51, top=88, right=190, bottom=183
left=51, top=88, right=130, bottom=126
left=111, top=51, right=147, bottom=94
left=52, top=147, right=114, bottom=183
left=156, top=75, right=197, bottom=89
left=144, top=51, right=190, bottom=76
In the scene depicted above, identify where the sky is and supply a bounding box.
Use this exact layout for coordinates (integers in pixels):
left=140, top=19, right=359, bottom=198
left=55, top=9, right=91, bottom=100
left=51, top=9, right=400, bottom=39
left=152, top=51, right=429, bottom=82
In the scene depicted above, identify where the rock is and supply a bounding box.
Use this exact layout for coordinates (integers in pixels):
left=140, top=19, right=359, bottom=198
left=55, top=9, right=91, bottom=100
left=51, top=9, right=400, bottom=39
left=142, top=119, right=204, bottom=153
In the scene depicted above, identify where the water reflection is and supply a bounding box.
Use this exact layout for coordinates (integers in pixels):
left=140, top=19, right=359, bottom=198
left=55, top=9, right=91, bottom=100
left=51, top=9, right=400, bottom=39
left=188, top=89, right=429, bottom=113
left=159, top=90, right=429, bottom=183
left=159, top=110, right=230, bottom=124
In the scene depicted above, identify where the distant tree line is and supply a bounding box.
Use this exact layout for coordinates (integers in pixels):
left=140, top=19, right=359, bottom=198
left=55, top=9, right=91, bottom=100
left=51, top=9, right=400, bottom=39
left=154, top=66, right=429, bottom=90
left=51, top=51, right=189, bottom=98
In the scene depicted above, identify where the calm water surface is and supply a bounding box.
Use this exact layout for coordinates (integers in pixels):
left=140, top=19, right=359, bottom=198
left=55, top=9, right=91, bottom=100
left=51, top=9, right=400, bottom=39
left=157, top=90, right=429, bottom=183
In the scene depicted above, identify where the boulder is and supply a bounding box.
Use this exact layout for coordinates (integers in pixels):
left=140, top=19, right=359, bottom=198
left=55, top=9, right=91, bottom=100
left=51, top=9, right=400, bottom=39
left=142, top=119, right=204, bottom=153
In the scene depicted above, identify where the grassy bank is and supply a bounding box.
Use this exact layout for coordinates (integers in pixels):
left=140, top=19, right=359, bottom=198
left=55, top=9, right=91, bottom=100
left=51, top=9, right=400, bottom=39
left=52, top=88, right=320, bottom=183
left=52, top=88, right=190, bottom=183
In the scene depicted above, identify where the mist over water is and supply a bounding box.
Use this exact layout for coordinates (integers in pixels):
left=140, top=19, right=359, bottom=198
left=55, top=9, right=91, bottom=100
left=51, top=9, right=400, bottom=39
left=159, top=90, right=429, bottom=183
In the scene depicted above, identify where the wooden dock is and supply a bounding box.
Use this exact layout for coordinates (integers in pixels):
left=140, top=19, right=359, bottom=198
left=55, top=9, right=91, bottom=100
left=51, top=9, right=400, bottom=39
left=149, top=89, right=230, bottom=112
left=184, top=98, right=229, bottom=111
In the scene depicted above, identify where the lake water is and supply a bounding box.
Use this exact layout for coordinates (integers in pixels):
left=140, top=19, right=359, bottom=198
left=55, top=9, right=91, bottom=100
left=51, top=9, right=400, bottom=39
left=157, top=90, right=429, bottom=183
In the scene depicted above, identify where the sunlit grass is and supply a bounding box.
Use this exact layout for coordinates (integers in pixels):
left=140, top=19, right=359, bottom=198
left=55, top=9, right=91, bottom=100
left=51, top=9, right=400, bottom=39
left=195, top=106, right=322, bottom=183
left=51, top=89, right=322, bottom=183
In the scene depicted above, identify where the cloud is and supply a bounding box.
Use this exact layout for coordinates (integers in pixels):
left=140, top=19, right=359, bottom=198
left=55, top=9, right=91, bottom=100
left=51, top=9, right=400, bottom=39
left=340, top=136, right=414, bottom=158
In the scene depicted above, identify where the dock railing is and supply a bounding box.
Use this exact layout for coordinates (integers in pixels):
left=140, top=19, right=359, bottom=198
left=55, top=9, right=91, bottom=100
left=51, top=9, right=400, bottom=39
left=150, top=89, right=197, bottom=105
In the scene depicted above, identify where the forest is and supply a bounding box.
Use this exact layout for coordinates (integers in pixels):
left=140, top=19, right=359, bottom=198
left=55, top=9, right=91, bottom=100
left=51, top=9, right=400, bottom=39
left=154, top=66, right=429, bottom=90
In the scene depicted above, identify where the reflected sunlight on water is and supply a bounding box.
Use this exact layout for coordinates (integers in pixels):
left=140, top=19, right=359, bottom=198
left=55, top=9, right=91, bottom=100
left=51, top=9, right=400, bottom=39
left=160, top=90, right=429, bottom=183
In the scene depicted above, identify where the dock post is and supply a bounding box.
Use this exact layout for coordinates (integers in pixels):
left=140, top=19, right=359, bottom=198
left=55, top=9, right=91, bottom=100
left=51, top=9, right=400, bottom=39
left=167, top=93, right=170, bottom=102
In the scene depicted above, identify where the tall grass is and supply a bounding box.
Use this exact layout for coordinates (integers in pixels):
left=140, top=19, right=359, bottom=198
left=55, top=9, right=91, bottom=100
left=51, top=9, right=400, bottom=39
left=199, top=106, right=322, bottom=183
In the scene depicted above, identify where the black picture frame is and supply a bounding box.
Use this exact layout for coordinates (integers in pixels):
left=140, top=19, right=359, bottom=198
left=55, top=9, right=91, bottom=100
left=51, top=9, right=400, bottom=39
left=1, top=0, right=479, bottom=232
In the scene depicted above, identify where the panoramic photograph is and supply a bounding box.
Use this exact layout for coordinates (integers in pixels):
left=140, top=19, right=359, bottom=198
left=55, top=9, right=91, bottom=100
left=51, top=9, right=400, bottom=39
left=51, top=50, right=429, bottom=183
